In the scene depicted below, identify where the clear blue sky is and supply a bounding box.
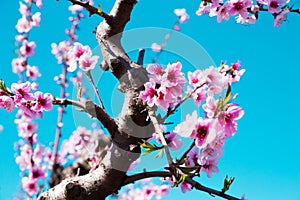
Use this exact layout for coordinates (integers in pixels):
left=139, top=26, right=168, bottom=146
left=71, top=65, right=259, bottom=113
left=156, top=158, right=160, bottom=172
left=1, top=1, right=300, bottom=200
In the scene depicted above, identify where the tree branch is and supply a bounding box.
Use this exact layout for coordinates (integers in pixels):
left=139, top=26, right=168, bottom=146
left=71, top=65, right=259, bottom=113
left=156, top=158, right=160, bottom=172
left=123, top=171, right=241, bottom=200
left=52, top=98, right=117, bottom=136
left=64, top=0, right=111, bottom=19
left=186, top=177, right=241, bottom=200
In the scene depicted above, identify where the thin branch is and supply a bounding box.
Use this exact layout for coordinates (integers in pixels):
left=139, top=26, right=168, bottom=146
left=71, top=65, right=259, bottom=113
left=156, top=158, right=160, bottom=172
left=64, top=0, right=111, bottom=20
left=123, top=171, right=172, bottom=185
left=177, top=140, right=195, bottom=164
left=185, top=177, right=241, bottom=200
left=53, top=98, right=117, bottom=136
left=148, top=108, right=173, bottom=167
left=52, top=97, right=85, bottom=109
left=51, top=65, right=68, bottom=178
left=137, top=49, right=145, bottom=65
left=123, top=171, right=240, bottom=200
left=85, top=71, right=105, bottom=111
left=162, top=82, right=207, bottom=122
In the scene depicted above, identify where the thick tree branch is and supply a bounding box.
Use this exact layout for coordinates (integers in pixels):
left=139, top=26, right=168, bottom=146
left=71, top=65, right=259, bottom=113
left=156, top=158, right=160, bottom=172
left=39, top=0, right=154, bottom=199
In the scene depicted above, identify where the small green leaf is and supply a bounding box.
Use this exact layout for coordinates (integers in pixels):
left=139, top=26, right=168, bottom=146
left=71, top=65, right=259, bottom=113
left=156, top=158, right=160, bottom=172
left=223, top=84, right=232, bottom=105
left=222, top=175, right=235, bottom=193
left=0, top=79, right=12, bottom=95
left=155, top=148, right=164, bottom=158
left=77, top=84, right=82, bottom=101
left=97, top=2, right=102, bottom=13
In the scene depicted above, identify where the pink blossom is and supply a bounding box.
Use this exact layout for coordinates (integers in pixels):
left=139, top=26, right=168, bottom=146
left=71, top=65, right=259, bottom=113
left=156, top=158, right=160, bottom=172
left=16, top=17, right=32, bottom=33
left=202, top=95, right=217, bottom=118
left=79, top=54, right=99, bottom=71
left=20, top=40, right=36, bottom=57
left=268, top=0, right=289, bottom=14
left=30, top=166, right=46, bottom=179
left=174, top=111, right=198, bottom=138
left=204, top=66, right=229, bottom=94
left=15, top=117, right=37, bottom=138
left=190, top=87, right=206, bottom=106
left=16, top=144, right=32, bottom=170
left=32, top=12, right=41, bottom=27
left=188, top=70, right=205, bottom=87
left=32, top=92, right=53, bottom=112
left=60, top=126, right=92, bottom=160
left=196, top=1, right=212, bottom=16
left=21, top=176, right=38, bottom=196
left=69, top=5, right=83, bottom=13
left=147, top=64, right=164, bottom=83
left=200, top=158, right=219, bottom=177
left=180, top=181, right=192, bottom=193
left=151, top=43, right=162, bottom=52
left=26, top=66, right=41, bottom=80
left=51, top=41, right=72, bottom=65
left=166, top=131, right=182, bottom=150
left=12, top=57, right=26, bottom=73
left=184, top=147, right=199, bottom=167
left=19, top=2, right=29, bottom=16
left=173, top=24, right=180, bottom=31
left=72, top=42, right=91, bottom=60
left=140, top=81, right=157, bottom=107
left=34, top=0, right=43, bottom=9
left=162, top=62, right=186, bottom=95
left=174, top=8, right=189, bottom=23
left=229, top=0, right=252, bottom=18
left=11, top=81, right=33, bottom=101
left=274, top=9, right=289, bottom=27
left=210, top=3, right=231, bottom=23
left=155, top=87, right=176, bottom=110
left=219, top=103, right=244, bottom=138
left=191, top=118, right=211, bottom=148
left=0, top=95, right=15, bottom=112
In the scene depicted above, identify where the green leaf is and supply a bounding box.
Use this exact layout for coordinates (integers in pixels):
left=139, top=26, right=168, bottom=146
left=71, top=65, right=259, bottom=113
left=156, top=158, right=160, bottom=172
left=155, top=148, right=164, bottom=158
left=77, top=84, right=82, bottom=101
left=222, top=175, right=235, bottom=193
left=97, top=2, right=103, bottom=13
left=0, top=79, right=11, bottom=95
left=223, top=84, right=232, bottom=105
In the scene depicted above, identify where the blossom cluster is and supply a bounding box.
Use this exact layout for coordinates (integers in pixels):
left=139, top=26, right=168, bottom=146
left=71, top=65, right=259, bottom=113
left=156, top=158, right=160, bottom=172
left=15, top=141, right=52, bottom=196
left=140, top=61, right=245, bottom=191
left=196, top=0, right=292, bottom=27
left=12, top=0, right=42, bottom=82
left=118, top=179, right=169, bottom=200
left=140, top=62, right=186, bottom=110
left=0, top=81, right=52, bottom=117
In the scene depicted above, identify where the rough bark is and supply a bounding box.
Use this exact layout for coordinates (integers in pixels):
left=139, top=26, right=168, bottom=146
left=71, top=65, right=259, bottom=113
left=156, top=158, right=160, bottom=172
left=38, top=0, right=155, bottom=199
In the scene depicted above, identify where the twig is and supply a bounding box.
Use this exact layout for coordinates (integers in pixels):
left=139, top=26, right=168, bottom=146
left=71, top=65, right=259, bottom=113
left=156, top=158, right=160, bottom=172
left=177, top=140, right=195, bottom=165
left=85, top=71, right=105, bottom=111
left=51, top=65, right=67, bottom=173
left=52, top=98, right=85, bottom=109
left=64, top=0, right=111, bottom=20
left=137, top=49, right=145, bottom=65
left=53, top=98, right=116, bottom=136
left=185, top=177, right=241, bottom=200
left=162, top=82, right=207, bottom=121
left=123, top=171, right=241, bottom=200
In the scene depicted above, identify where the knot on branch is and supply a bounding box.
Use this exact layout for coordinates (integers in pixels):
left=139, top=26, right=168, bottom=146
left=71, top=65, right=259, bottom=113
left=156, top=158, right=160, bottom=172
left=65, top=182, right=87, bottom=199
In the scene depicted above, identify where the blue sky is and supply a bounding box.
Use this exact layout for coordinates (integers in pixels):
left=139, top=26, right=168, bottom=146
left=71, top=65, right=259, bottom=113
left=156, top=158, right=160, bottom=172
left=1, top=0, right=300, bottom=199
